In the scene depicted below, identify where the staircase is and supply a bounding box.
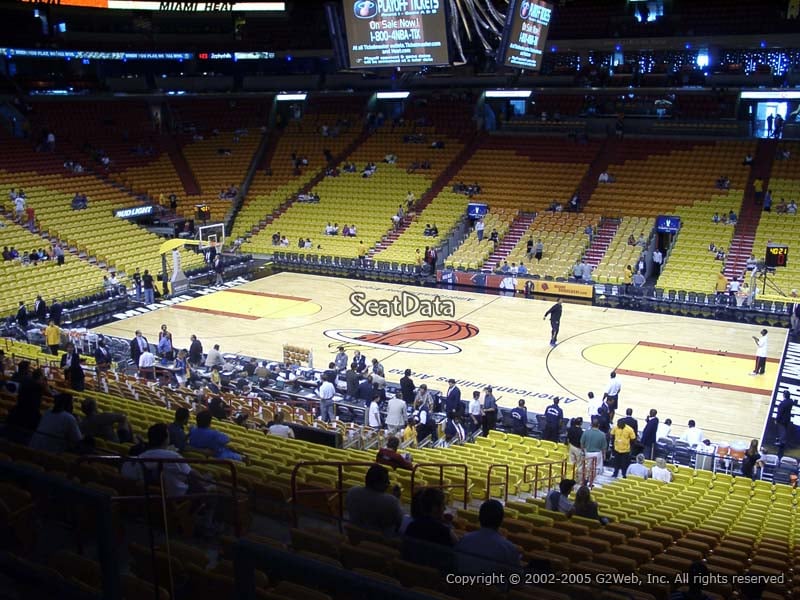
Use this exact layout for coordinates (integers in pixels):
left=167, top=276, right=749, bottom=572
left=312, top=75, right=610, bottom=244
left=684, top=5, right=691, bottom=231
left=584, top=218, right=621, bottom=267
left=724, top=138, right=778, bottom=279
left=161, top=134, right=201, bottom=196
left=482, top=214, right=536, bottom=272
left=368, top=132, right=483, bottom=257
left=575, top=137, right=617, bottom=207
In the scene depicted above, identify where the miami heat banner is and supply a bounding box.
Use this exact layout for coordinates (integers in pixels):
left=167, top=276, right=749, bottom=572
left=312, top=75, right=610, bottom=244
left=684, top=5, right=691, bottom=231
left=437, top=269, right=594, bottom=300
left=18, top=0, right=284, bottom=11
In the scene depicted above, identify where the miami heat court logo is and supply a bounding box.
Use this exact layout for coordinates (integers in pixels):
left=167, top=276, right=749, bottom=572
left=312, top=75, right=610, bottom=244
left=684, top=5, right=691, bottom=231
left=324, top=319, right=479, bottom=355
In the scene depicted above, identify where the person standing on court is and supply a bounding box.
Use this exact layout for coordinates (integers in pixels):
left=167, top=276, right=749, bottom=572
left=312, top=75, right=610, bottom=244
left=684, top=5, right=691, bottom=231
left=400, top=369, right=415, bottom=404
left=444, top=378, right=461, bottom=417
left=317, top=375, right=336, bottom=423
left=543, top=397, right=563, bottom=442
left=132, top=268, right=142, bottom=302
left=603, top=371, right=622, bottom=422
left=334, top=346, right=348, bottom=372
left=750, top=329, right=768, bottom=375
left=142, top=269, right=155, bottom=304
left=640, top=409, right=659, bottom=460
left=543, top=298, right=563, bottom=347
left=189, top=334, right=204, bottom=366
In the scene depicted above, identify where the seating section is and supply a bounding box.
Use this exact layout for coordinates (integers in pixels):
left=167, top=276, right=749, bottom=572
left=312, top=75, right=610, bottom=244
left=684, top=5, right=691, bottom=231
left=751, top=143, right=800, bottom=299
left=589, top=140, right=753, bottom=218
left=445, top=209, right=518, bottom=270
left=0, top=167, right=204, bottom=281
left=0, top=217, right=108, bottom=317
left=657, top=193, right=741, bottom=294
left=233, top=98, right=368, bottom=244
left=592, top=217, right=655, bottom=285
left=502, top=213, right=600, bottom=279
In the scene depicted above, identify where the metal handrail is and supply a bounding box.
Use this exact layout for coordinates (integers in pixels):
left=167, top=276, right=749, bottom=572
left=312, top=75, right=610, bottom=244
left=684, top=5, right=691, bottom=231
left=75, top=454, right=243, bottom=535
left=289, top=460, right=378, bottom=531
left=574, top=455, right=598, bottom=488
left=410, top=462, right=469, bottom=509
left=523, top=459, right=568, bottom=499
left=486, top=463, right=510, bottom=503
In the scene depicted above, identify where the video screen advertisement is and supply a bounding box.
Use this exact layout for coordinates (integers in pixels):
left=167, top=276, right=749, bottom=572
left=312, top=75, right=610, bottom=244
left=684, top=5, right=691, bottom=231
left=498, top=0, right=553, bottom=71
left=344, top=0, right=450, bottom=68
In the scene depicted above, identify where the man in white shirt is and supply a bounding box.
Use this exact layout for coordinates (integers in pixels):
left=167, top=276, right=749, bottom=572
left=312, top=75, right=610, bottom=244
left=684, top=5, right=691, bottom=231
left=268, top=412, right=295, bottom=438
left=655, top=418, right=672, bottom=440
left=586, top=391, right=602, bottom=423
left=205, top=344, right=224, bottom=368
left=679, top=420, right=704, bottom=447
left=475, top=218, right=485, bottom=241
left=368, top=396, right=382, bottom=428
left=385, top=394, right=407, bottom=434
left=138, top=347, right=156, bottom=375
left=123, top=423, right=191, bottom=496
left=626, top=454, right=650, bottom=479
left=652, top=248, right=663, bottom=277
left=603, top=371, right=622, bottom=421
left=14, top=195, right=25, bottom=222
left=317, top=378, right=336, bottom=423
left=751, top=329, right=768, bottom=375
left=468, top=391, right=482, bottom=434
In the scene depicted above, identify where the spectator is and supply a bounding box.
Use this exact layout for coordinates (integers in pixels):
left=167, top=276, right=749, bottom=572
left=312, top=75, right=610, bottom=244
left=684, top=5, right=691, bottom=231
left=679, top=419, right=704, bottom=448
left=620, top=407, right=639, bottom=436
left=743, top=153, right=753, bottom=166
left=30, top=393, right=83, bottom=453
left=467, top=391, right=482, bottom=434
left=673, top=561, right=713, bottom=600
left=570, top=485, right=608, bottom=524
left=611, top=419, right=636, bottom=478
left=205, top=344, right=224, bottom=368
left=455, top=499, right=521, bottom=571
left=367, top=394, right=382, bottom=429
left=545, top=479, right=576, bottom=514
left=376, top=436, right=413, bottom=470
left=267, top=411, right=295, bottom=439
left=6, top=368, right=47, bottom=443
left=444, top=414, right=466, bottom=442
left=542, top=397, right=563, bottom=442
left=656, top=417, right=672, bottom=441
left=651, top=457, right=673, bottom=483
left=740, top=439, right=764, bottom=480
left=386, top=393, right=407, bottom=434
left=640, top=409, right=659, bottom=459
left=80, top=398, right=132, bottom=444
left=775, top=390, right=796, bottom=459
left=510, top=399, right=528, bottom=436
left=404, top=487, right=456, bottom=547
left=345, top=464, right=403, bottom=535
left=482, top=386, right=498, bottom=437
left=566, top=417, right=584, bottom=475
left=168, top=407, right=190, bottom=452
left=581, top=417, right=607, bottom=479
left=626, top=454, right=650, bottom=479
left=188, top=411, right=243, bottom=461
left=60, top=342, right=85, bottom=392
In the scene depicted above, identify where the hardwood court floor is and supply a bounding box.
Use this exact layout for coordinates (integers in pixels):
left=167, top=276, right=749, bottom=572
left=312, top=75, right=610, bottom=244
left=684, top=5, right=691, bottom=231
left=96, top=272, right=785, bottom=445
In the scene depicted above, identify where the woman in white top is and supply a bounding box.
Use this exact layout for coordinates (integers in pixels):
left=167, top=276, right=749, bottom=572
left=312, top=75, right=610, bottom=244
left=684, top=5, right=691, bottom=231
left=651, top=457, right=673, bottom=483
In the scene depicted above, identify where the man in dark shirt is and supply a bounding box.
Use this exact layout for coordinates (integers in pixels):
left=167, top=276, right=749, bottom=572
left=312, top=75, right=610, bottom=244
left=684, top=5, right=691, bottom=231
left=355, top=374, right=374, bottom=405
left=482, top=386, right=497, bottom=437
left=403, top=487, right=455, bottom=571
left=187, top=334, right=203, bottom=366
left=620, top=408, right=639, bottom=436
left=168, top=407, right=190, bottom=452
left=400, top=369, right=415, bottom=403
left=543, top=298, right=563, bottom=347
left=640, top=409, right=659, bottom=459
left=444, top=379, right=461, bottom=417
left=510, top=399, right=528, bottom=436
left=50, top=298, right=63, bottom=325
left=345, top=364, right=359, bottom=400
left=776, top=389, right=796, bottom=458
left=142, top=270, right=155, bottom=304
left=543, top=397, right=563, bottom=442
left=16, top=301, right=28, bottom=329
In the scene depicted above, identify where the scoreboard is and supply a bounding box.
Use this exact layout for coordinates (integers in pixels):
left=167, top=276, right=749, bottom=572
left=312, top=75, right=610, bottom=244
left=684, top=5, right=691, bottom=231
left=497, top=0, right=553, bottom=71
left=343, top=0, right=450, bottom=68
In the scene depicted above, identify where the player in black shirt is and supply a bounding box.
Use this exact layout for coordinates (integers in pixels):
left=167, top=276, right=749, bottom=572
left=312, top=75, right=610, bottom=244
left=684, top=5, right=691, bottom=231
left=543, top=298, right=563, bottom=347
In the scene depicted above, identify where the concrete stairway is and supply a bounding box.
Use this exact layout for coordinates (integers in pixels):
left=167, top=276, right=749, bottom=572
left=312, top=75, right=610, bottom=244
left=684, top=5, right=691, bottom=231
left=482, top=214, right=536, bottom=272
left=584, top=219, right=621, bottom=267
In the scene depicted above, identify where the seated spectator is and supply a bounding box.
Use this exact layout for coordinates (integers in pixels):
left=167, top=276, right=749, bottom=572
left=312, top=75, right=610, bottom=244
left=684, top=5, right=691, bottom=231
left=168, top=407, right=190, bottom=452
left=383, top=153, right=397, bottom=164
left=788, top=200, right=798, bottom=215
left=743, top=153, right=753, bottom=166
left=626, top=454, right=650, bottom=479
left=715, top=248, right=726, bottom=261
left=650, top=457, right=673, bottom=483
left=776, top=199, right=788, bottom=214
left=728, top=210, right=738, bottom=223
left=267, top=411, right=295, bottom=439
left=715, top=175, right=730, bottom=190
left=30, top=393, right=83, bottom=453
left=431, top=224, right=438, bottom=236
left=80, top=398, right=132, bottom=443
left=545, top=479, right=576, bottom=513
left=517, top=263, right=528, bottom=275
left=712, top=213, right=720, bottom=223
left=345, top=464, right=403, bottom=535
left=423, top=224, right=433, bottom=236
left=376, top=435, right=413, bottom=470
left=598, top=171, right=610, bottom=183
left=679, top=419, right=704, bottom=447
left=455, top=499, right=521, bottom=572
left=444, top=415, right=467, bottom=442
left=627, top=234, right=636, bottom=246
left=569, top=485, right=608, bottom=524
left=188, top=411, right=243, bottom=461
left=489, top=230, right=499, bottom=244
left=6, top=368, right=47, bottom=443
left=740, top=439, right=764, bottom=480
left=404, top=487, right=456, bottom=547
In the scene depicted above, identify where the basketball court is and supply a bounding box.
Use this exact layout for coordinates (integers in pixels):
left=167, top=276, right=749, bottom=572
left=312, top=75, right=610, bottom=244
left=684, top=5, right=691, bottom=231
left=95, top=272, right=784, bottom=445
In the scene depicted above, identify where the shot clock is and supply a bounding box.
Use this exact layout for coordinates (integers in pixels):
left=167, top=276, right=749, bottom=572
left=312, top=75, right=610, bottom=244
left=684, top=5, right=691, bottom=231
left=765, top=244, right=789, bottom=268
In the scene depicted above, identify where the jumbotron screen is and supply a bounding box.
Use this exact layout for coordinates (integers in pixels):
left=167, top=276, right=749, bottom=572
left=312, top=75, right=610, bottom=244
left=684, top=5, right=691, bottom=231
left=498, top=0, right=553, bottom=71
left=343, top=0, right=449, bottom=68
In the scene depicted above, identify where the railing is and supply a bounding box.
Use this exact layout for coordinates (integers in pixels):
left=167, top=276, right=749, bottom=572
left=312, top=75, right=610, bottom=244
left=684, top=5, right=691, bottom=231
left=523, top=459, right=568, bottom=498
left=486, top=463, right=510, bottom=503
left=289, top=460, right=377, bottom=531
left=410, top=462, right=469, bottom=509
